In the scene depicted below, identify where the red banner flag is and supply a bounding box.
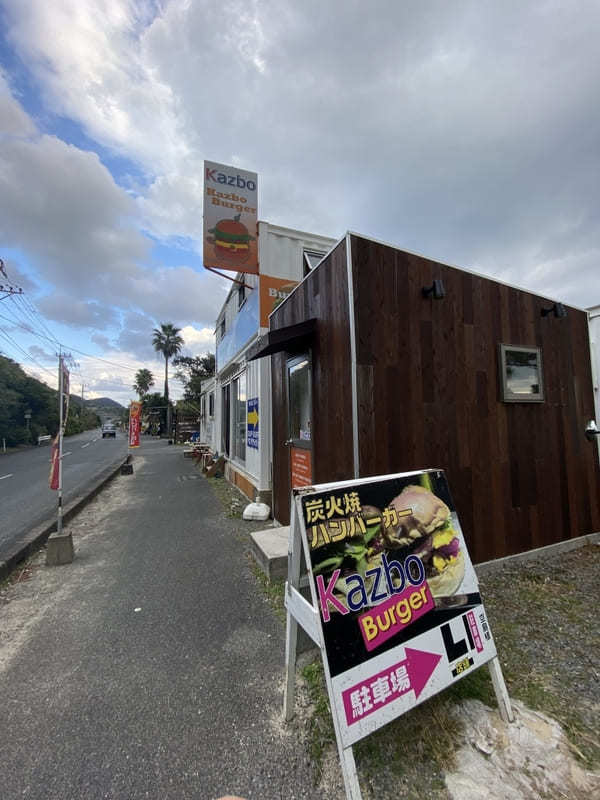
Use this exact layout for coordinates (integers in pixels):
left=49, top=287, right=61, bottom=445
left=48, top=434, right=59, bottom=490
left=129, top=401, right=142, bottom=448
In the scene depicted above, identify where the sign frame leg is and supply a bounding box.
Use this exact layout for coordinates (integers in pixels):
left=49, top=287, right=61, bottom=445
left=488, top=656, right=514, bottom=722
left=283, top=506, right=301, bottom=721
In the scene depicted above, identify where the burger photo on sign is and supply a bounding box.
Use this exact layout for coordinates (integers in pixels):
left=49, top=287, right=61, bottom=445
left=208, top=214, right=255, bottom=265
left=310, top=481, right=466, bottom=615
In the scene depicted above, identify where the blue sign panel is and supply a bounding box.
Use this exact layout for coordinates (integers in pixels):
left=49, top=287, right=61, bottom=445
left=247, top=397, right=259, bottom=449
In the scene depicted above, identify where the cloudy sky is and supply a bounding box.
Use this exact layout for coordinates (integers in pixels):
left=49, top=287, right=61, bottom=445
left=1, top=0, right=599, bottom=405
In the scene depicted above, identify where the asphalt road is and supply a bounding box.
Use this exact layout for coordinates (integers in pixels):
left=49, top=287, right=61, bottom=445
left=0, top=438, right=324, bottom=800
left=0, top=428, right=128, bottom=562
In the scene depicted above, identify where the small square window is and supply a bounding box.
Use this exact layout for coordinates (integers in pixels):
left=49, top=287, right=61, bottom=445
left=499, top=344, right=544, bottom=402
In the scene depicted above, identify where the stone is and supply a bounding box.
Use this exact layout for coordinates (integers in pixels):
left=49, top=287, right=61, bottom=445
left=46, top=531, right=74, bottom=566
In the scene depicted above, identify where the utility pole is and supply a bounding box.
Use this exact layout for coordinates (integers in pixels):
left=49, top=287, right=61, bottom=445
left=0, top=257, right=23, bottom=301
left=46, top=350, right=74, bottom=565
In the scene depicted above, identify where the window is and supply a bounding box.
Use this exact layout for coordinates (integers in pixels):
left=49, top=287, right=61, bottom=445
left=303, top=250, right=326, bottom=276
left=499, top=344, right=544, bottom=402
left=200, top=396, right=206, bottom=419
left=221, top=384, right=230, bottom=455
left=209, top=393, right=214, bottom=418
left=219, top=318, right=226, bottom=340
left=232, top=372, right=246, bottom=463
left=238, top=284, right=246, bottom=309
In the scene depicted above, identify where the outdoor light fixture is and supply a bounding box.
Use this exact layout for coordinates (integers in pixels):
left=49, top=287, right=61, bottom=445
left=422, top=279, right=446, bottom=299
left=585, top=420, right=600, bottom=441
left=540, top=302, right=567, bottom=318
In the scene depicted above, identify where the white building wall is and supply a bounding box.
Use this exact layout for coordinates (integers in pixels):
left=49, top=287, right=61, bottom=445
left=211, top=222, right=336, bottom=501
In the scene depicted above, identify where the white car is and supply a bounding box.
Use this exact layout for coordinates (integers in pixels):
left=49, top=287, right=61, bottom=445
left=102, top=423, right=116, bottom=438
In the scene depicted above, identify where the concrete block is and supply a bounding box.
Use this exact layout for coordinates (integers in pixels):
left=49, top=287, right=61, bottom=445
left=46, top=532, right=74, bottom=566
left=249, top=526, right=289, bottom=582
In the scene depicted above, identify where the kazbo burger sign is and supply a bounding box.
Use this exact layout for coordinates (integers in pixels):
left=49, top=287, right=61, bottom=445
left=296, top=469, right=498, bottom=748
left=203, top=160, right=258, bottom=275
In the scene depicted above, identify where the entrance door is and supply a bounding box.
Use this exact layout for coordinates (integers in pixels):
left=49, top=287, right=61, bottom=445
left=287, top=354, right=313, bottom=489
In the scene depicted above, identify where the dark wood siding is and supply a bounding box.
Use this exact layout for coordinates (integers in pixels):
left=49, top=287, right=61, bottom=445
left=351, top=235, right=600, bottom=562
left=270, top=239, right=354, bottom=523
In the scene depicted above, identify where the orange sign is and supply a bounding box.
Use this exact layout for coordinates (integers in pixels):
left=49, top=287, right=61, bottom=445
left=291, top=447, right=312, bottom=488
left=203, top=161, right=258, bottom=275
left=129, top=401, right=142, bottom=448
left=259, top=275, right=299, bottom=327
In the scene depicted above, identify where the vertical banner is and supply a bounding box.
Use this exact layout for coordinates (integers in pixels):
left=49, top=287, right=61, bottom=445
left=129, top=401, right=142, bottom=448
left=48, top=434, right=59, bottom=490
left=60, top=361, right=70, bottom=424
left=203, top=161, right=258, bottom=275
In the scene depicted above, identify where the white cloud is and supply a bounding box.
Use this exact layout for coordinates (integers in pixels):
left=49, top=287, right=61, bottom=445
left=2, top=0, right=600, bottom=361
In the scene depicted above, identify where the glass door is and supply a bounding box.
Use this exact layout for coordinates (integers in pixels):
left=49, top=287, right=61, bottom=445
left=287, top=354, right=313, bottom=488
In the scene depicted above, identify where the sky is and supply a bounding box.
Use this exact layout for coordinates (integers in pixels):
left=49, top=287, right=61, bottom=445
left=1, top=0, right=599, bottom=406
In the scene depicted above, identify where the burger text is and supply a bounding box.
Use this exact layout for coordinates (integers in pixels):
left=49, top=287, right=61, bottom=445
left=207, top=188, right=256, bottom=215
left=358, top=582, right=435, bottom=651
left=205, top=167, right=257, bottom=192
left=316, top=553, right=426, bottom=623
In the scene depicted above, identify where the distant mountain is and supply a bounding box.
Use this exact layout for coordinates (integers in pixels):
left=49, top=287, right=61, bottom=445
left=85, top=397, right=127, bottom=420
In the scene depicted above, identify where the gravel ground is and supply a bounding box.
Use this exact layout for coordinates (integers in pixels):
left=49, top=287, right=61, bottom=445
left=478, top=543, right=600, bottom=765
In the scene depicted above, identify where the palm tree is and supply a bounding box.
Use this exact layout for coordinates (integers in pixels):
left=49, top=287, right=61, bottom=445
left=152, top=323, right=184, bottom=402
left=133, top=368, right=154, bottom=399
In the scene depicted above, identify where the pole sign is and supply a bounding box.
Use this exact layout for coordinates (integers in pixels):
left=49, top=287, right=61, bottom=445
left=292, top=470, right=499, bottom=749
left=129, top=401, right=142, bottom=448
left=203, top=160, right=258, bottom=275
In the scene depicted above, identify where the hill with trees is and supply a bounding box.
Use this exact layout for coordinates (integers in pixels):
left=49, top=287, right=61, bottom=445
left=0, top=355, right=101, bottom=447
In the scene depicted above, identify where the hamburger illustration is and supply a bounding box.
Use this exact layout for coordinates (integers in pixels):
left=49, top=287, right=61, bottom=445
left=208, top=214, right=255, bottom=265
left=387, top=485, right=464, bottom=597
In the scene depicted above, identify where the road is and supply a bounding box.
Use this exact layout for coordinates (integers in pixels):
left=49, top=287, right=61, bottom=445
left=0, top=428, right=128, bottom=562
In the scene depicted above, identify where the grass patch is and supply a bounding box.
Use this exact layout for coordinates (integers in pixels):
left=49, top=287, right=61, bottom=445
left=301, top=660, right=336, bottom=773
left=206, top=474, right=246, bottom=518
left=248, top=558, right=286, bottom=621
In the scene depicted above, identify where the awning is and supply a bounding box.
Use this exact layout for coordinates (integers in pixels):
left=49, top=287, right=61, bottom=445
left=246, top=318, right=317, bottom=361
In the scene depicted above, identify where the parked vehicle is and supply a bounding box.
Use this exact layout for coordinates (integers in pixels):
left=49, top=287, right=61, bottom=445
left=102, top=423, right=116, bottom=439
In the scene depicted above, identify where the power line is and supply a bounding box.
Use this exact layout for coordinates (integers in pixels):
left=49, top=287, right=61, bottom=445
left=0, top=309, right=142, bottom=373
left=0, top=326, right=56, bottom=379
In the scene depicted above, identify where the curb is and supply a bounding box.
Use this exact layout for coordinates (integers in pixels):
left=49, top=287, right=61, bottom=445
left=0, top=454, right=131, bottom=582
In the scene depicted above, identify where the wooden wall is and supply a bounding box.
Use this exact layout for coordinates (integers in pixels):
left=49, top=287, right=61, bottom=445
left=271, top=239, right=354, bottom=523
left=351, top=235, right=600, bottom=562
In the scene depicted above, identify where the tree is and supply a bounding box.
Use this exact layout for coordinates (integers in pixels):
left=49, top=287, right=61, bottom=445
left=152, top=323, right=184, bottom=403
left=173, top=353, right=215, bottom=404
left=133, top=368, right=154, bottom=399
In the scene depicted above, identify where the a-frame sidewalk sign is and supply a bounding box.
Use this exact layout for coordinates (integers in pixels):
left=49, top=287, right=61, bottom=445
left=283, top=468, right=514, bottom=800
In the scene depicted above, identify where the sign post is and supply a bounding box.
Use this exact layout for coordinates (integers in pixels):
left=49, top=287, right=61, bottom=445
left=283, top=469, right=513, bottom=800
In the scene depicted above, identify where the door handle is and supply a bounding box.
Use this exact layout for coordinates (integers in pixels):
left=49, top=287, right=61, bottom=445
left=284, top=439, right=293, bottom=447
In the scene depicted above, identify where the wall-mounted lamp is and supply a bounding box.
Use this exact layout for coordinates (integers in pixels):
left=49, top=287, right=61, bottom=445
left=541, top=302, right=567, bottom=318
left=422, top=279, right=446, bottom=300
